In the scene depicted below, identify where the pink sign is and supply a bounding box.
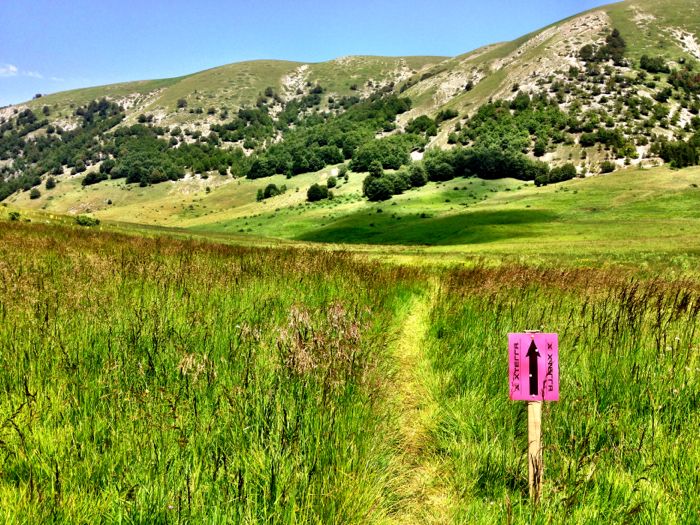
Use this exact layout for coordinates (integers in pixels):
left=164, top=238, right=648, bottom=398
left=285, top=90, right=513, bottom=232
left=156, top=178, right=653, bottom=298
left=508, top=333, right=559, bottom=401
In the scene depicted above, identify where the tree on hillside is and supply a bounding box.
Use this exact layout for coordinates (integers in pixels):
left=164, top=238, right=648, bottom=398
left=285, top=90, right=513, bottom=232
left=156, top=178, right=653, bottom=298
left=510, top=91, right=531, bottom=111
left=263, top=183, right=281, bottom=199
left=604, top=29, right=626, bottom=65
left=579, top=44, right=596, bottom=63
left=408, top=163, right=428, bottom=187
left=640, top=55, right=670, bottom=74
left=657, top=138, right=699, bottom=168
left=406, top=115, right=437, bottom=137
left=600, top=161, right=616, bottom=173
left=436, top=108, right=459, bottom=124
left=579, top=29, right=627, bottom=66
left=307, top=183, right=330, bottom=202
left=363, top=177, right=393, bottom=201
left=535, top=163, right=576, bottom=186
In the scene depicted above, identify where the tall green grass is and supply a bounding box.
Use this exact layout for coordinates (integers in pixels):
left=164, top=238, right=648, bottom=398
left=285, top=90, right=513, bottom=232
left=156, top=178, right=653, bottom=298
left=426, top=267, right=700, bottom=524
left=0, top=222, right=418, bottom=523
left=2, top=221, right=699, bottom=523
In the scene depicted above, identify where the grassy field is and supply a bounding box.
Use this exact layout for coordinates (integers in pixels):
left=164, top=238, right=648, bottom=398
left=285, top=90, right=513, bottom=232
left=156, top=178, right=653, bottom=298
left=0, top=221, right=421, bottom=523
left=0, top=219, right=698, bottom=523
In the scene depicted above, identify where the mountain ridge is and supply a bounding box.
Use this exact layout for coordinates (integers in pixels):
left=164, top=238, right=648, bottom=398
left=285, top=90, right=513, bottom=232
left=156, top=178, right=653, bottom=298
left=7, top=0, right=699, bottom=131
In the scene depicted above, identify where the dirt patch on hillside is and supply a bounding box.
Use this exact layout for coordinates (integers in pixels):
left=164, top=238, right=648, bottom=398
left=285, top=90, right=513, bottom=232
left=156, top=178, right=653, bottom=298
left=0, top=105, right=25, bottom=120
left=115, top=88, right=166, bottom=115
left=433, top=71, right=482, bottom=106
left=282, top=65, right=310, bottom=98
left=669, top=28, right=700, bottom=60
left=631, top=7, right=656, bottom=27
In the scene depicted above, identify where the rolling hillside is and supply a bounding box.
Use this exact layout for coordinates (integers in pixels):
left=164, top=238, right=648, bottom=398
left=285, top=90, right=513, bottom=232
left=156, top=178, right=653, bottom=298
left=10, top=0, right=699, bottom=130
left=2, top=0, right=700, bottom=251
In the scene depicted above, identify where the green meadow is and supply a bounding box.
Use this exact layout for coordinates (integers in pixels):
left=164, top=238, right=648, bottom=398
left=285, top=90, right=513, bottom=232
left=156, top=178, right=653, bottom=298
left=11, top=164, right=700, bottom=268
left=0, top=212, right=698, bottom=523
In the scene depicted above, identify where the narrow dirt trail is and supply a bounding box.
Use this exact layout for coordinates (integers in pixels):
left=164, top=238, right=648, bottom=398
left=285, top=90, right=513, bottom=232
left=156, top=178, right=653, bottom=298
left=389, top=281, right=455, bottom=524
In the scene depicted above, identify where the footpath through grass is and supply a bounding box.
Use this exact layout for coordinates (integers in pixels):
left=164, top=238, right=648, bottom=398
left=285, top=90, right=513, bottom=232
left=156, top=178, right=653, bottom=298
left=388, top=279, right=456, bottom=524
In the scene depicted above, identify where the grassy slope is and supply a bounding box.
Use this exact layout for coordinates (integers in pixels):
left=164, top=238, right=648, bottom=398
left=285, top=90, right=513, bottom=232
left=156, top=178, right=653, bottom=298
left=146, top=60, right=303, bottom=123
left=25, top=77, right=184, bottom=121
left=607, top=0, right=700, bottom=62
left=23, top=56, right=446, bottom=124
left=8, top=164, right=700, bottom=269
left=307, top=56, right=444, bottom=96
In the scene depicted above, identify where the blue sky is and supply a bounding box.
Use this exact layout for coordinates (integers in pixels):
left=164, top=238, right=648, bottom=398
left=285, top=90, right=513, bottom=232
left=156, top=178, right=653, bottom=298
left=0, top=0, right=614, bottom=106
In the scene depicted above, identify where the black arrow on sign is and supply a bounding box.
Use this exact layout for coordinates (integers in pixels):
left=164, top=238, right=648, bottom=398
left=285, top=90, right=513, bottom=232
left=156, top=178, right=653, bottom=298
left=526, top=339, right=540, bottom=396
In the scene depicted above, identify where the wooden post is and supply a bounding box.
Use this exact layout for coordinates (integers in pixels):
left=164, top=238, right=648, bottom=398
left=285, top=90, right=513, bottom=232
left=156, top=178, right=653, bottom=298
left=527, top=400, right=543, bottom=503
left=510, top=330, right=558, bottom=505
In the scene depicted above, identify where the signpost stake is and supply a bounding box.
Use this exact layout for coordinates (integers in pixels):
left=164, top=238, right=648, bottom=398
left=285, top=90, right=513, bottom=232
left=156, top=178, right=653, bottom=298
left=527, top=400, right=543, bottom=503
left=509, top=331, right=558, bottom=505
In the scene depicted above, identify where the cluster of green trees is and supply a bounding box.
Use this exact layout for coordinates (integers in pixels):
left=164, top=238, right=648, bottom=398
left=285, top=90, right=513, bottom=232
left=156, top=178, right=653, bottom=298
left=256, top=183, right=287, bottom=201
left=534, top=163, right=577, bottom=186
left=86, top=124, right=250, bottom=186
left=579, top=28, right=627, bottom=66
left=654, top=133, right=700, bottom=168
left=362, top=161, right=427, bottom=201
left=349, top=134, right=423, bottom=172
left=578, top=128, right=636, bottom=157
left=361, top=143, right=571, bottom=201
left=307, top=183, right=332, bottom=202
left=210, top=107, right=274, bottom=147
left=246, top=94, right=416, bottom=179
left=0, top=100, right=126, bottom=200
left=0, top=94, right=255, bottom=201
left=422, top=147, right=550, bottom=183
left=668, top=65, right=700, bottom=95
left=406, top=115, right=437, bottom=137
left=454, top=95, right=569, bottom=156
left=640, top=55, right=670, bottom=74
left=454, top=86, right=647, bottom=161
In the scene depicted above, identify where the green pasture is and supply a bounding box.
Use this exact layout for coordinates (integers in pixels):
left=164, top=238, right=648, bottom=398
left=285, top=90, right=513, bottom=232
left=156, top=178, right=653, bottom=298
left=0, top=220, right=698, bottom=523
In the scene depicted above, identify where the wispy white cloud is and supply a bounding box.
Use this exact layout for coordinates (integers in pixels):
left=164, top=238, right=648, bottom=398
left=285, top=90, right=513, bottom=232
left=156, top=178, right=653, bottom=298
left=0, top=64, right=49, bottom=79
left=49, top=76, right=65, bottom=82
left=0, top=64, right=19, bottom=77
